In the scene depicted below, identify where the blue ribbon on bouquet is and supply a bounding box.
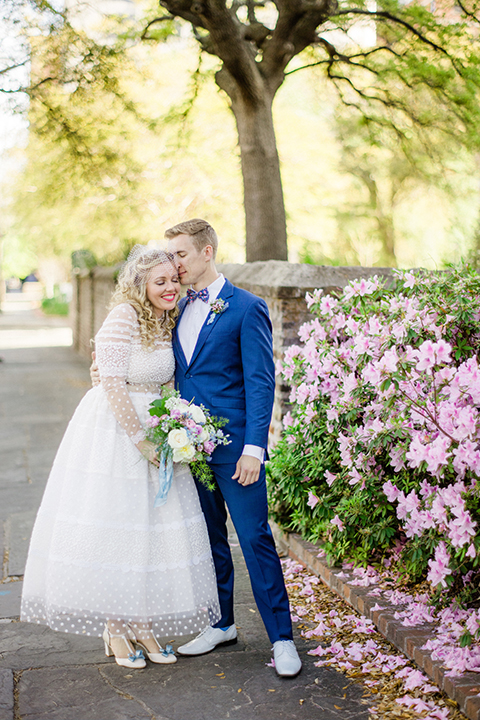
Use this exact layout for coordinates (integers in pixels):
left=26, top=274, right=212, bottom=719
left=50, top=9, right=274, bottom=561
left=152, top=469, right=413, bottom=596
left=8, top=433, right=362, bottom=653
left=154, top=447, right=173, bottom=507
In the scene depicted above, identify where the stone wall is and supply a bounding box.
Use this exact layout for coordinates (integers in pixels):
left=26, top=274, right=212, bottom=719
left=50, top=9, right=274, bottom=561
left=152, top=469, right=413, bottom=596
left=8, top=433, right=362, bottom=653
left=71, top=261, right=392, bottom=444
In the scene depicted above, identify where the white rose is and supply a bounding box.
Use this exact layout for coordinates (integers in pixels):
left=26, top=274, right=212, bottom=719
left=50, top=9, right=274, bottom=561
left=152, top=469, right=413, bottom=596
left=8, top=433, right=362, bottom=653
left=168, top=428, right=189, bottom=449
left=165, top=396, right=182, bottom=411
left=188, top=404, right=206, bottom=424
left=172, top=444, right=196, bottom=462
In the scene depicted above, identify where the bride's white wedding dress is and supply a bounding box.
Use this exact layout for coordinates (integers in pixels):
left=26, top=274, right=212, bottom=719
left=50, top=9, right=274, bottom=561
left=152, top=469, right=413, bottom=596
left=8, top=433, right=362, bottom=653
left=21, top=303, right=220, bottom=638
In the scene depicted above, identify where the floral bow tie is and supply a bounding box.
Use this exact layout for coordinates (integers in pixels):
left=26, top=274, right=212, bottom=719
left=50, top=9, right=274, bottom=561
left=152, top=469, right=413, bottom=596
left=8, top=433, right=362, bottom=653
left=186, top=287, right=210, bottom=304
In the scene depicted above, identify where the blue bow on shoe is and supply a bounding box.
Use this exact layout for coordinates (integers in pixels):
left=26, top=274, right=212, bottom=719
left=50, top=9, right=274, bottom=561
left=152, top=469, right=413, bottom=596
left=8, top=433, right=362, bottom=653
left=128, top=649, right=145, bottom=662
left=154, top=448, right=173, bottom=507
left=162, top=644, right=175, bottom=657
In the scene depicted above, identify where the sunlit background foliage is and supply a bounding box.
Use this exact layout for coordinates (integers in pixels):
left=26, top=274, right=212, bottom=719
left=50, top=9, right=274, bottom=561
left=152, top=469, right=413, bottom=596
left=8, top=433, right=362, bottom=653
left=1, top=0, right=479, bottom=287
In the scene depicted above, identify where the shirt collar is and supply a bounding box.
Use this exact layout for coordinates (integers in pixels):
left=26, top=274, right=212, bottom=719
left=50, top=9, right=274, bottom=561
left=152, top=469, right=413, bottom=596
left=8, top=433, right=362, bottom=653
left=205, top=274, right=225, bottom=303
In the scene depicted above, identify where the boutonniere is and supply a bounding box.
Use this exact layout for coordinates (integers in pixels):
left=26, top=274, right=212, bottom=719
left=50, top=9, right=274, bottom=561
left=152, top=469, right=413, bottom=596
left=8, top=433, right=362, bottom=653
left=207, top=299, right=229, bottom=325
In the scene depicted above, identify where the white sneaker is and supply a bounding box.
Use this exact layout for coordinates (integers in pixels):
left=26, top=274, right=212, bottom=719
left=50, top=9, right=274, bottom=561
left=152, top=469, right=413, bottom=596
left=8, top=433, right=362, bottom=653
left=272, top=640, right=302, bottom=677
left=177, top=625, right=237, bottom=656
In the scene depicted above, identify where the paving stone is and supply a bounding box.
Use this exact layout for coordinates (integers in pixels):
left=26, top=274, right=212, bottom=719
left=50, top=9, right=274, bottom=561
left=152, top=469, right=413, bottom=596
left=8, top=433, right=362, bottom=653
left=15, top=649, right=371, bottom=720
left=17, top=666, right=153, bottom=720
left=0, top=623, right=106, bottom=670
left=0, top=669, right=13, bottom=720
left=0, top=581, right=22, bottom=619
left=3, top=511, right=36, bottom=578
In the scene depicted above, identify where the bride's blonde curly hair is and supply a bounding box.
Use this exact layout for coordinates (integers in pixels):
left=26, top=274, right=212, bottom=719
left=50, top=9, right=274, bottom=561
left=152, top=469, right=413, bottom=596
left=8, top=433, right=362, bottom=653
left=109, top=246, right=179, bottom=348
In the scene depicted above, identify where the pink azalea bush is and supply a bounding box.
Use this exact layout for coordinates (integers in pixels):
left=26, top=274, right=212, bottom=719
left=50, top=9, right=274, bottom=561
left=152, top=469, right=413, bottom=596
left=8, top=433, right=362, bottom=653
left=267, top=264, right=480, bottom=609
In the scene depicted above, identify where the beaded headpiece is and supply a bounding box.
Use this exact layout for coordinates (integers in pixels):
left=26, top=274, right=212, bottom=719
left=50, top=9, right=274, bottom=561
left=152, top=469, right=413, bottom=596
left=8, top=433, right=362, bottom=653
left=119, top=245, right=177, bottom=287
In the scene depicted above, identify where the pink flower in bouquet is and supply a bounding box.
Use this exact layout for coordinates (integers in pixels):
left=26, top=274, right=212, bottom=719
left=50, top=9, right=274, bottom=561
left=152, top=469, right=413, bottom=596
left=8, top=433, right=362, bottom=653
left=185, top=418, right=197, bottom=430
left=145, top=416, right=161, bottom=428
left=203, top=440, right=215, bottom=454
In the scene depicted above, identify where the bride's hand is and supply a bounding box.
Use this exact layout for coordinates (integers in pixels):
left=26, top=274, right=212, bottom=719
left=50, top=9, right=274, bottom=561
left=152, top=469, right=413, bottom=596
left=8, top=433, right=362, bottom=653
left=136, top=439, right=160, bottom=467
left=90, top=351, right=101, bottom=388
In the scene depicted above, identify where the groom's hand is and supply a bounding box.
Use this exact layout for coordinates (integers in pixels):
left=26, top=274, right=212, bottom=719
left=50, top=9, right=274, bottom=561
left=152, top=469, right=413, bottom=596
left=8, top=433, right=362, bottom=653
left=232, top=455, right=261, bottom=486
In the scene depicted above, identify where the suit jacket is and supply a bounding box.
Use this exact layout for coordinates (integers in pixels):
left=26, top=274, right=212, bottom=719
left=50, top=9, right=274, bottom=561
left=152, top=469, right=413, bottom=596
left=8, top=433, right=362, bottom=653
left=173, top=279, right=275, bottom=464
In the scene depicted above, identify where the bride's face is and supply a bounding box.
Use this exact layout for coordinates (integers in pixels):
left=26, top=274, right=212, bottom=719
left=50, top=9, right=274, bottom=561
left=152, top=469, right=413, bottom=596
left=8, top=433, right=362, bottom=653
left=145, top=262, right=181, bottom=316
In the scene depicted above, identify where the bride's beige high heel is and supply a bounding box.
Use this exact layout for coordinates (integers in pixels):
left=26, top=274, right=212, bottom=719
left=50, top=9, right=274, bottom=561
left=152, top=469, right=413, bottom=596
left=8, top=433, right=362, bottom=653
left=103, top=627, right=146, bottom=669
left=127, top=624, right=177, bottom=664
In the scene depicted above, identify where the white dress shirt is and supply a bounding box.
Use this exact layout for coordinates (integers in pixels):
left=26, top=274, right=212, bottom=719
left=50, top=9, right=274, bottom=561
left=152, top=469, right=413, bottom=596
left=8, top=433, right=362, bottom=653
left=177, top=274, right=264, bottom=463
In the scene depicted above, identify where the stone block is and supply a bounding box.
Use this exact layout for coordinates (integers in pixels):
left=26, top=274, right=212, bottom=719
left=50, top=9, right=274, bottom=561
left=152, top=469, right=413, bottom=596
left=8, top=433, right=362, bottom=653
left=466, top=693, right=480, bottom=720
left=0, top=669, right=13, bottom=720
left=3, top=510, right=37, bottom=578
left=445, top=673, right=480, bottom=711
left=405, top=628, right=434, bottom=660
left=0, top=581, right=22, bottom=619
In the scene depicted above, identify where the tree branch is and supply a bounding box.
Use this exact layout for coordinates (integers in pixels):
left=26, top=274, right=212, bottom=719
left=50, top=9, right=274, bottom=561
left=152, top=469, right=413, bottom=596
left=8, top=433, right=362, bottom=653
left=0, top=59, right=29, bottom=78
left=140, top=16, right=175, bottom=40
left=333, top=8, right=461, bottom=71
left=455, top=0, right=480, bottom=24
left=285, top=37, right=400, bottom=76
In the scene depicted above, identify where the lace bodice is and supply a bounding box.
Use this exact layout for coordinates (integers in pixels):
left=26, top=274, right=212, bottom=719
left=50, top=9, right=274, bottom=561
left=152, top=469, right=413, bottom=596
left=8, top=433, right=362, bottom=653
left=95, top=303, right=175, bottom=444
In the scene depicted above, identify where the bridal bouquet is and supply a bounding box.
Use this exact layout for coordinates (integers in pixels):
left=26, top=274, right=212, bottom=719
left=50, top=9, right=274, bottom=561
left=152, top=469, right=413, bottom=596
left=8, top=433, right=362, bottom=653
left=145, top=390, right=230, bottom=505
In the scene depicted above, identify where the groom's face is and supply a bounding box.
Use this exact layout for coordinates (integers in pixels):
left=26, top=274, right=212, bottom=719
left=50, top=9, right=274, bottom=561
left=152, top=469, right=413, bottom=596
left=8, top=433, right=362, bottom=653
left=167, top=234, right=209, bottom=287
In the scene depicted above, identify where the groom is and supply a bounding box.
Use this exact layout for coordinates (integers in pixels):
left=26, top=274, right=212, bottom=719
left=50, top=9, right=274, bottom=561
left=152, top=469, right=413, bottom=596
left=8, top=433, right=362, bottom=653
left=166, top=219, right=301, bottom=677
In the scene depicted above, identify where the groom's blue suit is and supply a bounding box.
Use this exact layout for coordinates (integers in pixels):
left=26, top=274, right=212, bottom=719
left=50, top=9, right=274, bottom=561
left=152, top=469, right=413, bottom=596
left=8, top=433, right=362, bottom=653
left=173, top=278, right=293, bottom=643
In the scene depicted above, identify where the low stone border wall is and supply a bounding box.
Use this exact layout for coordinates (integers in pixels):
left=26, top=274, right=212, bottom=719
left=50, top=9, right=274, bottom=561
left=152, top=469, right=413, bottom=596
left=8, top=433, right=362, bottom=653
left=271, top=523, right=480, bottom=720
left=72, top=260, right=392, bottom=444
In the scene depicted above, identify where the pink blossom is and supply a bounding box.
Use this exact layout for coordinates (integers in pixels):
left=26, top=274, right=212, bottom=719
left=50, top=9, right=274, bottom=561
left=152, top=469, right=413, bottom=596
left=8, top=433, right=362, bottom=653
left=466, top=543, right=476, bottom=559
left=427, top=541, right=452, bottom=588
left=203, top=440, right=215, bottom=454
left=331, top=515, right=345, bottom=532
left=282, top=412, right=295, bottom=430
left=296, top=382, right=310, bottom=404
left=319, top=295, right=338, bottom=316
left=414, top=339, right=453, bottom=371
left=448, top=504, right=476, bottom=548
left=324, top=470, right=336, bottom=486
left=353, top=334, right=371, bottom=356
left=348, top=468, right=362, bottom=486
left=307, top=491, right=319, bottom=509
left=405, top=434, right=430, bottom=469
left=404, top=669, right=428, bottom=690
left=382, top=479, right=400, bottom=502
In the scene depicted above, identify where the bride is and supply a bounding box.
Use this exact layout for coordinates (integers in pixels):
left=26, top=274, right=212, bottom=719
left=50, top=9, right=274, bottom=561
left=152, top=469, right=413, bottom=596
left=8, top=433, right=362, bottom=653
left=21, top=247, right=220, bottom=668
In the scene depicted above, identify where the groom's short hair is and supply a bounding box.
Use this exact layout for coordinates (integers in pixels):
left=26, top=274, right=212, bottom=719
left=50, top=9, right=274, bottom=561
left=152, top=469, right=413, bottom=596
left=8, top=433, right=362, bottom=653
left=165, top=219, right=218, bottom=258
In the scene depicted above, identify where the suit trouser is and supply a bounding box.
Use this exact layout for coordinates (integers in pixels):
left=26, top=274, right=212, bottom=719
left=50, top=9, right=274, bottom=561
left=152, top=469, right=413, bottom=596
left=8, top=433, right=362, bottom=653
left=194, top=462, right=293, bottom=644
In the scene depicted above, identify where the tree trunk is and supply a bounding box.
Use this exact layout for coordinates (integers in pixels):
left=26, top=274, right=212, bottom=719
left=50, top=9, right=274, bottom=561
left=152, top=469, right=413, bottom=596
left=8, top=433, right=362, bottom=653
left=376, top=213, right=397, bottom=267
left=216, top=71, right=288, bottom=262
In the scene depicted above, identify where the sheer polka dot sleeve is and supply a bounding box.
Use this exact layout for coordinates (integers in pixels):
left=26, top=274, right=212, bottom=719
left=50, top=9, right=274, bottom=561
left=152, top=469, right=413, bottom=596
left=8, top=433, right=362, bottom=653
left=95, top=303, right=146, bottom=445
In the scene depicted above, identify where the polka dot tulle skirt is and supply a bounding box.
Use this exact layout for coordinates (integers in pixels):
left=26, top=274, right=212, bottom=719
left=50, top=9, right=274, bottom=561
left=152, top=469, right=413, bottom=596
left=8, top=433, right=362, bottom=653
left=21, top=387, right=221, bottom=638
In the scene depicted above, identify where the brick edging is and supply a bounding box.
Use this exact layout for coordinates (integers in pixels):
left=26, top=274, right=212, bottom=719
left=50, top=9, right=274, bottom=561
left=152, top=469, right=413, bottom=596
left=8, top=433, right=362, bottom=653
left=270, top=522, right=480, bottom=720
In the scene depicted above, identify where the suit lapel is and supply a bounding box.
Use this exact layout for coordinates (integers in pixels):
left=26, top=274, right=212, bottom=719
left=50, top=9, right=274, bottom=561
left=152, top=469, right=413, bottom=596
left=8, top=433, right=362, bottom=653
left=188, top=279, right=234, bottom=369
left=173, top=297, right=189, bottom=369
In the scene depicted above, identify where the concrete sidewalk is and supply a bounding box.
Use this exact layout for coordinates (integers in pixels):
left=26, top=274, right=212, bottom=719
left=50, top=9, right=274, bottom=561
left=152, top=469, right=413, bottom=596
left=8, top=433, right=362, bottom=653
left=0, top=301, right=370, bottom=720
